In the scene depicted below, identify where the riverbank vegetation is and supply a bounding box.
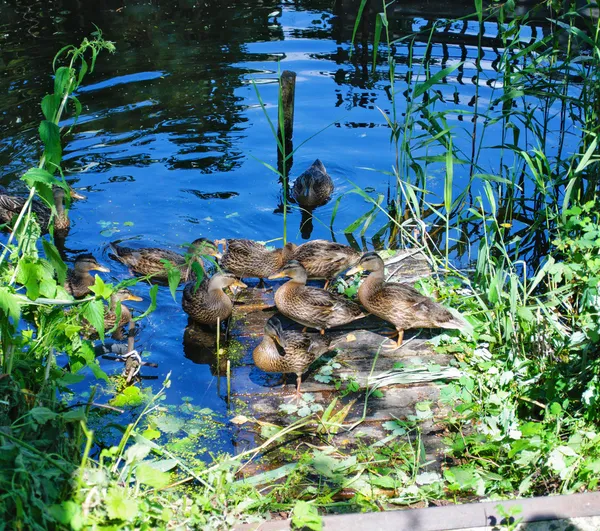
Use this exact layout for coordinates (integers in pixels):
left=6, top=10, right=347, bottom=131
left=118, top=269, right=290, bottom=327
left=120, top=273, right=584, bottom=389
left=2, top=1, right=600, bottom=529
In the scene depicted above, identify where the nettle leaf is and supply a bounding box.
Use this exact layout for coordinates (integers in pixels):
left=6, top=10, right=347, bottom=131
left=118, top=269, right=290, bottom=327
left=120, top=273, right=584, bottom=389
left=83, top=299, right=105, bottom=340
left=42, top=239, right=67, bottom=284
left=54, top=66, right=75, bottom=98
left=48, top=501, right=82, bottom=529
left=89, top=360, right=109, bottom=382
left=163, top=261, right=181, bottom=301
left=88, top=275, right=113, bottom=299
left=16, top=259, right=42, bottom=300
left=0, top=287, right=21, bottom=323
left=105, top=487, right=139, bottom=522
left=21, top=167, right=62, bottom=189
left=41, top=94, right=61, bottom=121
left=30, top=406, right=58, bottom=424
left=39, top=120, right=62, bottom=173
left=70, top=95, right=82, bottom=123
left=133, top=284, right=158, bottom=322
left=63, top=408, right=87, bottom=422
left=125, top=442, right=152, bottom=463
left=136, top=463, right=171, bottom=489
left=76, top=58, right=88, bottom=88
left=370, top=474, right=396, bottom=489
left=291, top=500, right=322, bottom=531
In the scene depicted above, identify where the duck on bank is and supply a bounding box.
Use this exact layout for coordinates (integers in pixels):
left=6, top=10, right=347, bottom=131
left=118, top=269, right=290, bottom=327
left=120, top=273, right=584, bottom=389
left=346, top=252, right=468, bottom=347
left=269, top=260, right=365, bottom=333
left=253, top=316, right=335, bottom=398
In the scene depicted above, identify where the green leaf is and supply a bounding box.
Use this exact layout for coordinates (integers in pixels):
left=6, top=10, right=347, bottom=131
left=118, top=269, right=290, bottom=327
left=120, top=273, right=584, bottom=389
left=30, top=407, right=58, bottom=424
left=0, top=287, right=21, bottom=323
left=89, top=360, right=109, bottom=382
left=48, top=501, right=82, bottom=530
left=21, top=167, right=62, bottom=190
left=136, top=463, right=171, bottom=489
left=111, top=386, right=145, bottom=407
left=291, top=500, right=322, bottom=531
left=83, top=299, right=105, bottom=340
left=17, top=260, right=41, bottom=300
left=142, top=428, right=161, bottom=440
left=372, top=13, right=383, bottom=74
left=69, top=95, right=83, bottom=130
left=550, top=402, right=562, bottom=416
left=54, top=66, right=74, bottom=98
left=370, top=474, right=395, bottom=488
left=63, top=408, right=87, bottom=422
left=105, top=487, right=139, bottom=521
left=39, top=120, right=62, bottom=173
left=88, top=275, right=113, bottom=299
left=125, top=442, right=152, bottom=463
left=154, top=414, right=185, bottom=434
left=414, top=62, right=463, bottom=99
left=76, top=58, right=88, bottom=88
left=133, top=284, right=158, bottom=322
left=41, top=94, right=61, bottom=121
left=574, top=137, right=598, bottom=174
left=167, top=267, right=181, bottom=302
left=43, top=240, right=67, bottom=284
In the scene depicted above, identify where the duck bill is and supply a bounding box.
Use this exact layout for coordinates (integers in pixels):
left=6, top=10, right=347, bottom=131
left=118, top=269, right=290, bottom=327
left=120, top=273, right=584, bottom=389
left=268, top=271, right=287, bottom=280
left=212, top=251, right=223, bottom=260
left=272, top=334, right=284, bottom=348
left=126, top=294, right=143, bottom=302
left=93, top=265, right=111, bottom=273
left=233, top=280, right=247, bottom=289
left=70, top=189, right=86, bottom=200
left=345, top=265, right=363, bottom=276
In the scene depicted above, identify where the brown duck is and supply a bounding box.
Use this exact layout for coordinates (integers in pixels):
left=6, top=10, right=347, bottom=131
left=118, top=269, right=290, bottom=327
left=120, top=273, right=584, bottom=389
left=81, top=288, right=142, bottom=343
left=253, top=316, right=334, bottom=398
left=292, top=239, right=360, bottom=287
left=269, top=260, right=364, bottom=333
left=64, top=254, right=110, bottom=299
left=217, top=238, right=296, bottom=286
left=182, top=272, right=247, bottom=326
left=0, top=185, right=84, bottom=232
left=346, top=252, right=468, bottom=347
left=291, top=159, right=334, bottom=209
left=110, top=238, right=220, bottom=282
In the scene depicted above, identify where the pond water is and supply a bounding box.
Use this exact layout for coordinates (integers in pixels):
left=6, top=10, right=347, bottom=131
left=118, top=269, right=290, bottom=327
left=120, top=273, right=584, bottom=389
left=0, top=0, right=578, bottom=455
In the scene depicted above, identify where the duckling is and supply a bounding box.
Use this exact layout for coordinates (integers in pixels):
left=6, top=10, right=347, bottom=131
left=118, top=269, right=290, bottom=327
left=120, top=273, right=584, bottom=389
left=346, top=252, right=468, bottom=348
left=182, top=272, right=247, bottom=326
left=269, top=260, right=364, bottom=333
left=81, top=288, right=142, bottom=342
left=64, top=254, right=110, bottom=299
left=292, top=240, right=360, bottom=287
left=291, top=159, right=334, bottom=209
left=253, top=316, right=334, bottom=398
left=0, top=185, right=85, bottom=232
left=218, top=238, right=296, bottom=286
left=110, top=238, right=220, bottom=283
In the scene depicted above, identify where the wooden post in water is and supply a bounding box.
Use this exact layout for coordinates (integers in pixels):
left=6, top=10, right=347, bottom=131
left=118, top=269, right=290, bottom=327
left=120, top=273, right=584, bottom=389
left=278, top=70, right=296, bottom=144
left=275, top=70, right=297, bottom=239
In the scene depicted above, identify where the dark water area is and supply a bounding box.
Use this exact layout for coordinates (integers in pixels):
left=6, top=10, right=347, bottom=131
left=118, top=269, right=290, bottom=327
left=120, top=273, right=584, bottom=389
left=0, top=0, right=581, bottom=454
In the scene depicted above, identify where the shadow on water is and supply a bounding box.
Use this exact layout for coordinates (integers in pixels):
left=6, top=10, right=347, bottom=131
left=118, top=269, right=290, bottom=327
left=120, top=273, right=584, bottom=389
left=0, top=0, right=589, bottom=459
